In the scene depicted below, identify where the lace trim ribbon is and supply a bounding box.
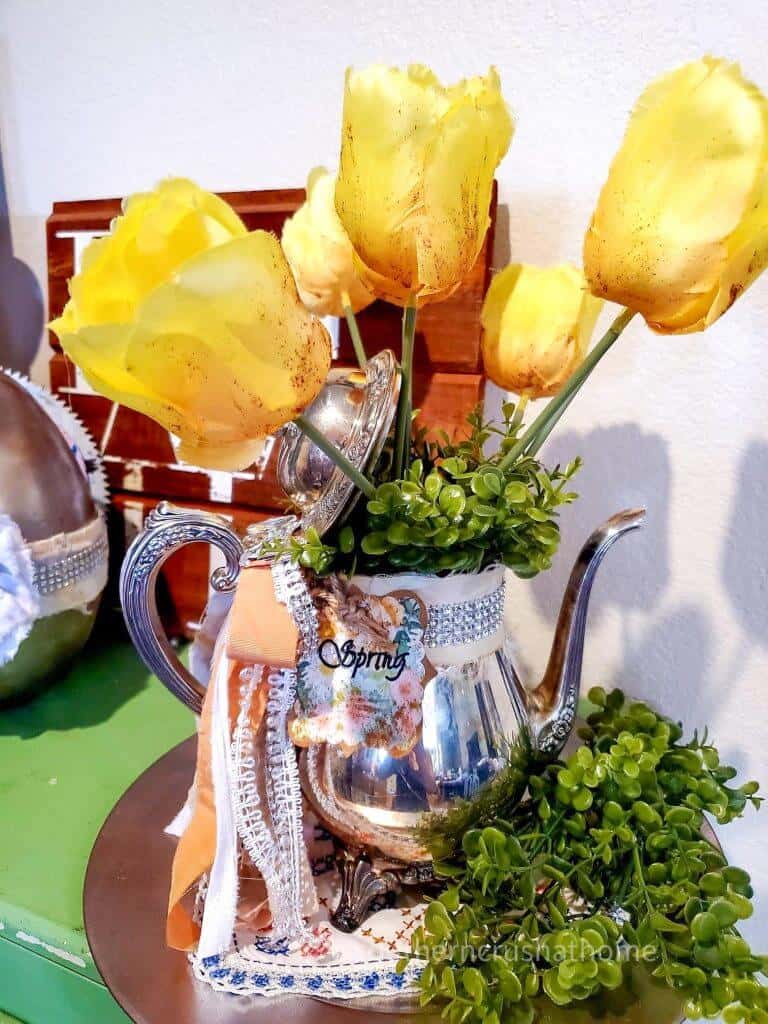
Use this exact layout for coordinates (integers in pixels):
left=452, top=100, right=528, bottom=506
left=353, top=565, right=506, bottom=665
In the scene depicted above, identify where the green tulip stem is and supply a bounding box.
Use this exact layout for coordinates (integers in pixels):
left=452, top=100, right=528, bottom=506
left=293, top=414, right=375, bottom=498
left=499, top=307, right=636, bottom=470
left=525, top=388, right=578, bottom=460
left=342, top=302, right=367, bottom=369
left=394, top=304, right=418, bottom=480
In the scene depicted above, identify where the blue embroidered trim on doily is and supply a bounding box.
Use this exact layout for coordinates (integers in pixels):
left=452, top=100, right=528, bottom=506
left=192, top=951, right=424, bottom=1000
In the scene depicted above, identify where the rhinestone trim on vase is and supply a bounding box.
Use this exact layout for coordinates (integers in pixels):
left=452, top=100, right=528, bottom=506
left=32, top=534, right=109, bottom=595
left=423, top=581, right=506, bottom=649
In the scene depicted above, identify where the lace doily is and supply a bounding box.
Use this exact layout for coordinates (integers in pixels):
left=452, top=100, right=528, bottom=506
left=191, top=819, right=426, bottom=1000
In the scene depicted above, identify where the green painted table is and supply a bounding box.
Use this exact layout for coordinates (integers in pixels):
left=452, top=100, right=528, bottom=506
left=0, top=639, right=195, bottom=1023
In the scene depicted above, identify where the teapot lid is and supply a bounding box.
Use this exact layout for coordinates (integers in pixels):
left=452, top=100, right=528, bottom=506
left=274, top=348, right=399, bottom=539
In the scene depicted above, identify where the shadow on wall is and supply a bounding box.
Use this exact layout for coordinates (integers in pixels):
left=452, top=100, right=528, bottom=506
left=722, top=439, right=768, bottom=651
left=715, top=442, right=768, bottom=923
left=493, top=203, right=512, bottom=269
left=529, top=423, right=672, bottom=627
left=618, top=601, right=719, bottom=729
left=526, top=426, right=722, bottom=727
left=0, top=140, right=44, bottom=373
left=492, top=196, right=582, bottom=275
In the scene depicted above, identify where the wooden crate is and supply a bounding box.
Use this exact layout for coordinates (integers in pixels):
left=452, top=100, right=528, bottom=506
left=47, top=187, right=495, bottom=635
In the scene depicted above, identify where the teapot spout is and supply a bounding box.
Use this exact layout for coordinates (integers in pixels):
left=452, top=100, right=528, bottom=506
left=527, top=508, right=646, bottom=757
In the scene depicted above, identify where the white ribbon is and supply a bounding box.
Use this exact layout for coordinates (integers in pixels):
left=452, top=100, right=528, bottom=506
left=189, top=587, right=234, bottom=686
left=197, top=618, right=241, bottom=958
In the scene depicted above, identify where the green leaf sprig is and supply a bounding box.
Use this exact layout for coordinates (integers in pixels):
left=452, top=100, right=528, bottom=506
left=283, top=401, right=581, bottom=577
left=405, top=689, right=766, bottom=1024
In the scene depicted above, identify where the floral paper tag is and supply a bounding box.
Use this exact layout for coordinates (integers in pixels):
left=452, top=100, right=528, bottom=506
left=290, top=576, right=434, bottom=756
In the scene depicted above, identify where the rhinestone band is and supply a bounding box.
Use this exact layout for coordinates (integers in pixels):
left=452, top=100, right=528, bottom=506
left=32, top=535, right=109, bottom=595
left=423, top=582, right=506, bottom=648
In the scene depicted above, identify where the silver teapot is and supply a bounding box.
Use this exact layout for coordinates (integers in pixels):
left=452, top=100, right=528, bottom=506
left=119, top=351, right=644, bottom=928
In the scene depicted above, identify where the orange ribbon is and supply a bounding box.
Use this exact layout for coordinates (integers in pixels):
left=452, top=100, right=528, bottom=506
left=166, top=563, right=299, bottom=950
left=226, top=562, right=299, bottom=668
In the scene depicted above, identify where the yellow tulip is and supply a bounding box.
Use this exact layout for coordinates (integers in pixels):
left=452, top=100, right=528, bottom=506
left=481, top=264, right=603, bottom=398
left=335, top=64, right=513, bottom=307
left=51, top=187, right=331, bottom=470
left=584, top=57, right=768, bottom=333
left=54, top=177, right=249, bottom=333
left=282, top=167, right=375, bottom=317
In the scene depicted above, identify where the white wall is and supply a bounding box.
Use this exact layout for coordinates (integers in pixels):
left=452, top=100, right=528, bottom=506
left=2, top=0, right=767, bottom=953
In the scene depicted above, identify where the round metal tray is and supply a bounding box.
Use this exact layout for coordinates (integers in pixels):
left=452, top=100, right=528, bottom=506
left=84, top=736, right=687, bottom=1024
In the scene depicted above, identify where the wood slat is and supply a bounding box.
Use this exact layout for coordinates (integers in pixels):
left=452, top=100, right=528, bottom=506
left=50, top=352, right=483, bottom=504
left=414, top=372, right=484, bottom=440
left=50, top=351, right=284, bottom=507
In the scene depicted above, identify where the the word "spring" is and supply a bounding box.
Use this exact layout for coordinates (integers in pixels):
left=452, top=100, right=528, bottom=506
left=317, top=639, right=407, bottom=682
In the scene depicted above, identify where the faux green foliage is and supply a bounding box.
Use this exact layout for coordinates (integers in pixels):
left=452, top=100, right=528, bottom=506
left=405, top=689, right=766, bottom=1024
left=286, top=401, right=581, bottom=576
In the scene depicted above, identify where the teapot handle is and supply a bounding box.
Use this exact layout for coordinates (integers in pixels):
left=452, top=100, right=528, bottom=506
left=119, top=502, right=243, bottom=714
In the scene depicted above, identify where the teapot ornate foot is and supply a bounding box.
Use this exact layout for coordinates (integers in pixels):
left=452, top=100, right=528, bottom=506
left=331, top=847, right=442, bottom=933
left=330, top=848, right=401, bottom=933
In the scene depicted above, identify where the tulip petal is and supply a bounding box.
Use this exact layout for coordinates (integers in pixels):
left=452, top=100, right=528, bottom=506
left=121, top=232, right=331, bottom=466
left=421, top=68, right=513, bottom=302
left=585, top=58, right=768, bottom=333
left=335, top=64, right=512, bottom=307
left=336, top=65, right=438, bottom=304
left=481, top=264, right=603, bottom=398
left=61, top=178, right=247, bottom=331
left=54, top=187, right=332, bottom=472
left=282, top=167, right=374, bottom=316
left=56, top=321, right=189, bottom=430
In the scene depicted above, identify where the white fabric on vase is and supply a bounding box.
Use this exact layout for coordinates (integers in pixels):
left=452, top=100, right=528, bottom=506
left=0, top=513, right=40, bottom=666
left=352, top=564, right=506, bottom=666
left=189, top=587, right=234, bottom=686
left=165, top=786, right=197, bottom=839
